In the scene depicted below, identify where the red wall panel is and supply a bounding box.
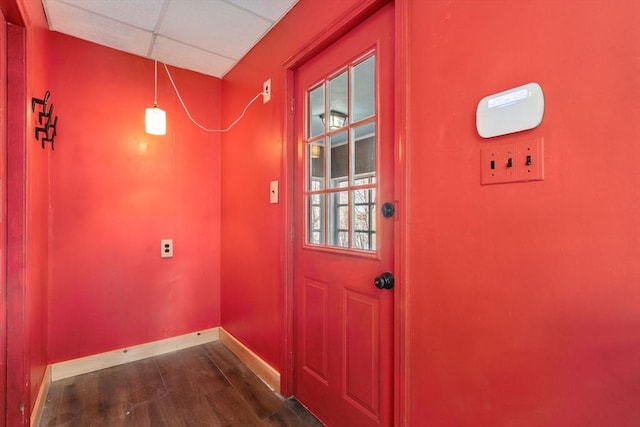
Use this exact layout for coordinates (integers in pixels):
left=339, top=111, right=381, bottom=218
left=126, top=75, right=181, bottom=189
left=0, top=10, right=6, bottom=424
left=5, top=18, right=28, bottom=427
left=220, top=0, right=363, bottom=373
left=405, top=1, right=640, bottom=425
left=46, top=32, right=222, bottom=362
left=1, top=0, right=637, bottom=424
left=6, top=0, right=51, bottom=418
left=0, top=0, right=23, bottom=26
left=223, top=0, right=639, bottom=424
left=25, top=22, right=50, bottom=417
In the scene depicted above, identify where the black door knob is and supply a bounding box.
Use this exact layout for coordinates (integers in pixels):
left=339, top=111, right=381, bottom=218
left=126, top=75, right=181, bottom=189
left=381, top=202, right=395, bottom=218
left=374, top=272, right=395, bottom=290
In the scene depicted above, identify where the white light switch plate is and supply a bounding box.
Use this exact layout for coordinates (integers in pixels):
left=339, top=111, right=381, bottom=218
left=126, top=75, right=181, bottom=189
left=270, top=180, right=279, bottom=204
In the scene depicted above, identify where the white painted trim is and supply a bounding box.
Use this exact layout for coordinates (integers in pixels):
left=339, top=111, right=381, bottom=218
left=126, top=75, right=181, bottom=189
left=51, top=327, right=220, bottom=381
left=219, top=328, right=281, bottom=393
left=30, top=364, right=51, bottom=427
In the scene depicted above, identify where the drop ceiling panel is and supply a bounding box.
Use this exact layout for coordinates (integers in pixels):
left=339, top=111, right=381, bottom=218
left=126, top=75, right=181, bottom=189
left=41, top=0, right=300, bottom=77
left=53, top=0, right=166, bottom=31
left=155, top=36, right=236, bottom=78
left=159, top=0, right=271, bottom=60
left=226, top=0, right=298, bottom=21
left=44, top=0, right=153, bottom=57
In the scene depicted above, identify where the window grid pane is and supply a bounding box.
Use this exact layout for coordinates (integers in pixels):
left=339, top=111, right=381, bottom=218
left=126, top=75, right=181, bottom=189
left=304, top=53, right=377, bottom=253
left=308, top=85, right=325, bottom=138
left=308, top=139, right=325, bottom=191
left=351, top=55, right=375, bottom=122
left=308, top=194, right=325, bottom=245
left=328, top=132, right=349, bottom=189
left=329, top=190, right=349, bottom=248
left=352, top=186, right=376, bottom=251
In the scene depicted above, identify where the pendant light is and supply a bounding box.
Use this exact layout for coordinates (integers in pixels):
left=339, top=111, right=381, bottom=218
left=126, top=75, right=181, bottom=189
left=145, top=58, right=166, bottom=135
left=319, top=110, right=348, bottom=130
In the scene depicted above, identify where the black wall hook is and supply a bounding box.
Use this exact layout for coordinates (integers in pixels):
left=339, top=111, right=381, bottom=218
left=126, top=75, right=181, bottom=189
left=39, top=103, right=54, bottom=125
left=44, top=116, right=58, bottom=150
left=31, top=90, right=50, bottom=112
left=31, top=90, right=58, bottom=150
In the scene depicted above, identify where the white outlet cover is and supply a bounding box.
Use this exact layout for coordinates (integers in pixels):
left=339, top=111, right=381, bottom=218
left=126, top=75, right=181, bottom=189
left=161, top=239, right=173, bottom=258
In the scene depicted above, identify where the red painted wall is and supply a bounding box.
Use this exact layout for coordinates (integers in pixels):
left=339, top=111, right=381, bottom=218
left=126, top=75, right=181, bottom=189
left=222, top=0, right=639, bottom=424
left=25, top=21, right=50, bottom=418
left=3, top=0, right=223, bottom=420
left=0, top=0, right=23, bottom=26
left=405, top=1, right=640, bottom=425
left=220, top=0, right=363, bottom=374
left=0, top=0, right=637, bottom=424
left=5, top=23, right=29, bottom=425
left=47, top=32, right=222, bottom=362
left=5, top=0, right=52, bottom=421
left=0, top=9, right=8, bottom=424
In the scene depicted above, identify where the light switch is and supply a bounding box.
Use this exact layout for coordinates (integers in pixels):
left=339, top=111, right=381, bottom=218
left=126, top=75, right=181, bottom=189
left=270, top=180, right=279, bottom=204
left=481, top=138, right=544, bottom=185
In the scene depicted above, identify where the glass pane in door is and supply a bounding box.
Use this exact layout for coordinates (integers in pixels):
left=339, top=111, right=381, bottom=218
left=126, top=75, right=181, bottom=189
left=308, top=139, right=325, bottom=191
left=328, top=131, right=348, bottom=189
left=304, top=52, right=378, bottom=253
left=352, top=188, right=376, bottom=251
left=308, top=193, right=325, bottom=245
left=351, top=55, right=375, bottom=122
left=352, top=122, right=376, bottom=184
left=329, top=190, right=349, bottom=248
left=327, top=71, right=348, bottom=131
left=308, top=85, right=325, bottom=138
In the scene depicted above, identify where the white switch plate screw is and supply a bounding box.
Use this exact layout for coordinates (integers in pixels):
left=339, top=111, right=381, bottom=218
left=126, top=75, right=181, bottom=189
left=161, top=239, right=173, bottom=258
left=263, top=79, right=271, bottom=103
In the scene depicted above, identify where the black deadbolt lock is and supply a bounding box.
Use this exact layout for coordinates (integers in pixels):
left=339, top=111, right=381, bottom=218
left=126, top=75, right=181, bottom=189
left=381, top=202, right=395, bottom=218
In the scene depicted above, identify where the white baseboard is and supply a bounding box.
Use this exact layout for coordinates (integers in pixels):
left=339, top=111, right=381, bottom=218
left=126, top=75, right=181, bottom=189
left=30, top=364, right=51, bottom=427
left=48, top=327, right=281, bottom=399
left=51, top=327, right=220, bottom=381
left=219, top=328, right=281, bottom=393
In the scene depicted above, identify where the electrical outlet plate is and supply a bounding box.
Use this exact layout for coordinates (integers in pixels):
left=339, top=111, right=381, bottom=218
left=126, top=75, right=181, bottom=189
left=161, top=239, right=173, bottom=258
left=481, top=138, right=544, bottom=185
left=263, top=79, right=271, bottom=103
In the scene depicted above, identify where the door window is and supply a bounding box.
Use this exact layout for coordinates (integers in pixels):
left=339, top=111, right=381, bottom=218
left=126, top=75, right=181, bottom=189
left=305, top=53, right=376, bottom=252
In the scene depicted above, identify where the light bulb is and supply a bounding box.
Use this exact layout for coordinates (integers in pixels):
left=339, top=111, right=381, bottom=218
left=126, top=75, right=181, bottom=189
left=145, top=105, right=166, bottom=135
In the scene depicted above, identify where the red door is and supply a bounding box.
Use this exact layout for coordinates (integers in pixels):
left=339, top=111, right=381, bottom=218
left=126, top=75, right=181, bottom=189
left=293, top=4, right=395, bottom=426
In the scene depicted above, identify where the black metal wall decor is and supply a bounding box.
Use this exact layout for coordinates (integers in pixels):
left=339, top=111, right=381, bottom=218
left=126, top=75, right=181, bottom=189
left=31, top=90, right=58, bottom=150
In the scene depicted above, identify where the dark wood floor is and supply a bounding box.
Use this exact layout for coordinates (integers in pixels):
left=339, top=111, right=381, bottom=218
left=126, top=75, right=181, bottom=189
left=40, top=341, right=324, bottom=427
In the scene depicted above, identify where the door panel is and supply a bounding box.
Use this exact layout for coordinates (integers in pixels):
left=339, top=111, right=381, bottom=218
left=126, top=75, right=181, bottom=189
left=302, top=279, right=329, bottom=382
left=294, top=4, right=394, bottom=426
left=344, top=289, right=379, bottom=415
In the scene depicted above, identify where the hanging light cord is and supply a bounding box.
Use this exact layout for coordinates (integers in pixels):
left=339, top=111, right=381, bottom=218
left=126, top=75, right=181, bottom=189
left=162, top=63, right=265, bottom=133
left=153, top=58, right=159, bottom=106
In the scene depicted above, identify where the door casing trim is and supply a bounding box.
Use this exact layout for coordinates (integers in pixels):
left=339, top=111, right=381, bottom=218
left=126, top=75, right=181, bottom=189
left=281, top=1, right=409, bottom=425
